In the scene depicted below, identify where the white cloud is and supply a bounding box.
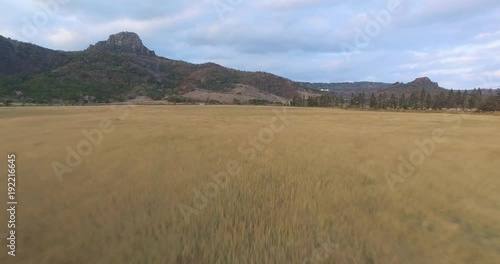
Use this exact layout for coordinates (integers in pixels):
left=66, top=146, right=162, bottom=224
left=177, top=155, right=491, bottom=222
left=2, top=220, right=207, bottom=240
left=486, top=70, right=500, bottom=78
left=45, top=28, right=78, bottom=49
left=252, top=0, right=333, bottom=10
left=474, top=30, right=500, bottom=40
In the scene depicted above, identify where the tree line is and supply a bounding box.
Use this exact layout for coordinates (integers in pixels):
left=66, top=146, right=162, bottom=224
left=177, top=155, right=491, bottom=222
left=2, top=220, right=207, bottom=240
left=291, top=88, right=500, bottom=112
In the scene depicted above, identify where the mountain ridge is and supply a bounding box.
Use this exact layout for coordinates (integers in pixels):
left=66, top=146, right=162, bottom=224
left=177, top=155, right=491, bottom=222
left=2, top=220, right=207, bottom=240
left=0, top=32, right=316, bottom=104
left=0, top=31, right=475, bottom=105
left=301, top=77, right=449, bottom=97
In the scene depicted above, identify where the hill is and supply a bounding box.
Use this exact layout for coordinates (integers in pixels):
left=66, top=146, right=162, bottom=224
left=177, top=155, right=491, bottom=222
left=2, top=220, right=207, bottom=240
left=301, top=77, right=448, bottom=97
left=383, top=77, right=448, bottom=96
left=299, top=82, right=391, bottom=95
left=0, top=32, right=316, bottom=104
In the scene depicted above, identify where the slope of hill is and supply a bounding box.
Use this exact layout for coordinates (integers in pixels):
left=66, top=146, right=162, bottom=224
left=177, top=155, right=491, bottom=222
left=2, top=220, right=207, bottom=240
left=0, top=32, right=316, bottom=104
left=0, top=36, right=67, bottom=76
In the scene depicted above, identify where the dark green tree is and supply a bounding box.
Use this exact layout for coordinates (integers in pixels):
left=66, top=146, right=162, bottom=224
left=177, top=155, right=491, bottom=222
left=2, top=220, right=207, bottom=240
left=447, top=89, right=455, bottom=109
left=409, top=92, right=418, bottom=109
left=477, top=88, right=483, bottom=106
left=425, top=94, right=432, bottom=109
left=369, top=93, right=378, bottom=109
left=496, top=88, right=500, bottom=110
left=468, top=89, right=478, bottom=109
left=389, top=94, right=397, bottom=109
left=378, top=94, right=385, bottom=109
left=455, top=90, right=463, bottom=109
left=399, top=93, right=407, bottom=109
left=478, top=95, right=497, bottom=111
left=462, top=90, right=468, bottom=109
left=419, top=88, right=426, bottom=109
left=434, top=92, right=446, bottom=110
left=382, top=93, right=388, bottom=108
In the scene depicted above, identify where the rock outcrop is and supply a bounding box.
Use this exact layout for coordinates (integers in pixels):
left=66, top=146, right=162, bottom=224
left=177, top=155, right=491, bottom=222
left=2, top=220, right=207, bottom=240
left=412, top=77, right=439, bottom=88
left=87, top=32, right=155, bottom=56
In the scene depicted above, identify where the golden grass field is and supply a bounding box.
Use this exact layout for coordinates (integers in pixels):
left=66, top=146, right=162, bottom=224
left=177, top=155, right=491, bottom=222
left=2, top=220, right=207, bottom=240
left=1, top=105, right=499, bottom=264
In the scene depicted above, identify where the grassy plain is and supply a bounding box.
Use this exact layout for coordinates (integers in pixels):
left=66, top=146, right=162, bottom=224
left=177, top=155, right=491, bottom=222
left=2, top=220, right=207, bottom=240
left=0, top=105, right=499, bottom=263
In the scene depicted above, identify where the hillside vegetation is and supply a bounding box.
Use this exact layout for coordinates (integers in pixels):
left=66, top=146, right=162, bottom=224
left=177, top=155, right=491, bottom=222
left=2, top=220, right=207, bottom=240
left=295, top=77, right=500, bottom=112
left=0, top=32, right=312, bottom=104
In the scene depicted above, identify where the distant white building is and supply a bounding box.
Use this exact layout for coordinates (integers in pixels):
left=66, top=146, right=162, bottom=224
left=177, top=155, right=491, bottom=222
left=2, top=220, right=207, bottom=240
left=320, top=88, right=330, bottom=92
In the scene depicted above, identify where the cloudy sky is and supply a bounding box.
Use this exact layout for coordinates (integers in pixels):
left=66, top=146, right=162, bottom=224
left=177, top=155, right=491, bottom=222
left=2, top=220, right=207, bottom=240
left=1, top=0, right=499, bottom=89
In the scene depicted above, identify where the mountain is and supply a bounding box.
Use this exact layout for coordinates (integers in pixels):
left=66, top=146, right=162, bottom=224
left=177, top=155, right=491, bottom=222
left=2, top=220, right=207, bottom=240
left=383, top=77, right=447, bottom=95
left=302, top=77, right=448, bottom=96
left=0, top=32, right=316, bottom=104
left=299, top=82, right=391, bottom=95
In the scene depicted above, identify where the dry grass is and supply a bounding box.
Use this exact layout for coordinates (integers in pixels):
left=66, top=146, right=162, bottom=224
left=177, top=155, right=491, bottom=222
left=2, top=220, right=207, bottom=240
left=0, top=105, right=499, bottom=264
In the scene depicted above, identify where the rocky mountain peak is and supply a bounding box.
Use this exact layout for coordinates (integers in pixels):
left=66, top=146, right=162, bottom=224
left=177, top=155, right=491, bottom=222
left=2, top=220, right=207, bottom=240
left=412, top=77, right=438, bottom=87
left=87, top=31, right=155, bottom=56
